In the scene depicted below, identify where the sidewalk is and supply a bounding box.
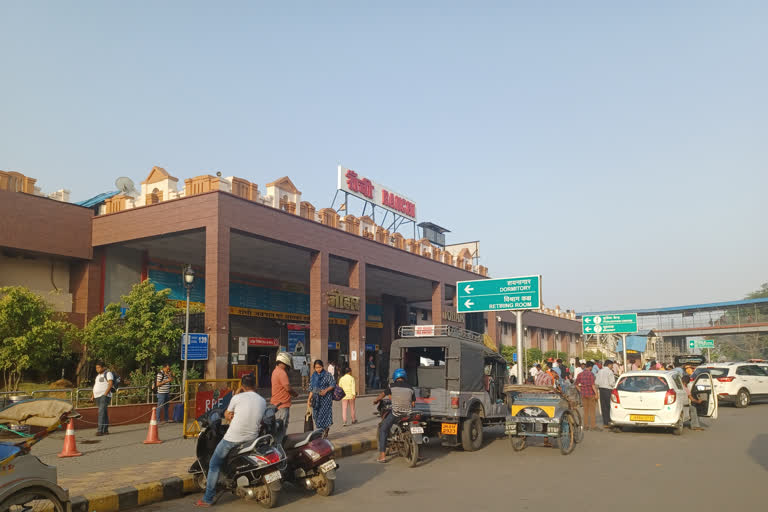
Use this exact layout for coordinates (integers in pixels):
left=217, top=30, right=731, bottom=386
left=36, top=395, right=381, bottom=505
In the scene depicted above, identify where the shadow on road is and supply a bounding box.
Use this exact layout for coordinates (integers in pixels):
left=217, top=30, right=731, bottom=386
left=749, top=434, right=768, bottom=471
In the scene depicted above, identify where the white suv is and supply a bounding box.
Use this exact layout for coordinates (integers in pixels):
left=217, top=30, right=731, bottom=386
left=691, top=363, right=768, bottom=408
left=609, top=370, right=717, bottom=434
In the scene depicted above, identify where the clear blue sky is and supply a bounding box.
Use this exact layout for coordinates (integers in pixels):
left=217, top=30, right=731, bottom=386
left=2, top=1, right=766, bottom=311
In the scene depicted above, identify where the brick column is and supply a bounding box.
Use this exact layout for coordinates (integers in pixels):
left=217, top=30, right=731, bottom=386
left=431, top=281, right=444, bottom=324
left=310, top=251, right=329, bottom=366
left=70, top=247, right=104, bottom=328
left=486, top=312, right=499, bottom=350
left=205, top=223, right=230, bottom=378
left=349, top=261, right=366, bottom=395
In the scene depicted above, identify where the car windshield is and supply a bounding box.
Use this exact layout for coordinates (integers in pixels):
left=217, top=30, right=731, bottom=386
left=691, top=367, right=729, bottom=379
left=616, top=376, right=669, bottom=392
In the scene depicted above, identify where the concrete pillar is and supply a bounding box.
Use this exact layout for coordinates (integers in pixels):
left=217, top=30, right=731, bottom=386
left=205, top=223, right=230, bottom=378
left=349, top=261, right=366, bottom=395
left=431, top=281, right=444, bottom=324
left=69, top=247, right=104, bottom=328
left=487, top=312, right=499, bottom=350
left=310, top=251, right=329, bottom=366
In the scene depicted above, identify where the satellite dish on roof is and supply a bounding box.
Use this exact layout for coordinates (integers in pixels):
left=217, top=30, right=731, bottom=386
left=115, top=177, right=138, bottom=197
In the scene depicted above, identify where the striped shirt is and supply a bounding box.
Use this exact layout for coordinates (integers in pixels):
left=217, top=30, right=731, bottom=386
left=155, top=371, right=172, bottom=394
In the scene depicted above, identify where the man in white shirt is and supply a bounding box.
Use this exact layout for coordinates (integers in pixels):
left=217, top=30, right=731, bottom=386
left=573, top=361, right=584, bottom=382
left=509, top=363, right=518, bottom=384
left=596, top=360, right=617, bottom=428
left=91, top=362, right=114, bottom=436
left=327, top=361, right=336, bottom=379
left=529, top=364, right=540, bottom=381
left=196, top=373, right=266, bottom=507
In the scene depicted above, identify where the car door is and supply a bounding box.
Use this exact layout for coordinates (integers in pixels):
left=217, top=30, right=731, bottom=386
left=735, top=365, right=760, bottom=396
left=753, top=365, right=768, bottom=398
left=692, top=372, right=718, bottom=419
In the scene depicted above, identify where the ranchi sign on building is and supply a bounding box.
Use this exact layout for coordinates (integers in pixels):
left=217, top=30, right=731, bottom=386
left=337, top=165, right=417, bottom=220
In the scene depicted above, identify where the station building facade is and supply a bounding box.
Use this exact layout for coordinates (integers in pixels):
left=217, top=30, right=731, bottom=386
left=1, top=168, right=582, bottom=392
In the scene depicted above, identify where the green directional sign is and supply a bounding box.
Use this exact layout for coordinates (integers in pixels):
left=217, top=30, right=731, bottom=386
left=456, top=275, right=541, bottom=313
left=582, top=313, right=638, bottom=335
left=689, top=339, right=714, bottom=349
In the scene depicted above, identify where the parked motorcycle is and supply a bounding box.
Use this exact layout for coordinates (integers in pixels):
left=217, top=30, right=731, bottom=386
left=377, top=399, right=428, bottom=467
left=0, top=398, right=78, bottom=512
left=189, top=405, right=286, bottom=508
left=261, top=405, right=338, bottom=496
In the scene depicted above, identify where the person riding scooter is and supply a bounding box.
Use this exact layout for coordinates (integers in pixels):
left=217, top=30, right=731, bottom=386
left=373, top=368, right=415, bottom=463
left=195, top=373, right=266, bottom=508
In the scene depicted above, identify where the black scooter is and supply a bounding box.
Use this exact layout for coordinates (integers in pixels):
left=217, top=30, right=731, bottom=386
left=189, top=405, right=287, bottom=508
left=261, top=404, right=339, bottom=496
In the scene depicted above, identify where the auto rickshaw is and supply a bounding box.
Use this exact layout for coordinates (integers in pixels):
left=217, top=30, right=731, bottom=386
left=504, top=384, right=584, bottom=455
left=0, top=398, right=78, bottom=511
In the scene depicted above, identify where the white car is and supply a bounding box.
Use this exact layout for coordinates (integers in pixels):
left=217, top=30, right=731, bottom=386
left=609, top=370, right=717, bottom=434
left=691, top=362, right=768, bottom=408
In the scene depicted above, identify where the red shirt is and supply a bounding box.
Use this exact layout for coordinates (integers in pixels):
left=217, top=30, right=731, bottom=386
left=270, top=366, right=291, bottom=409
left=575, top=370, right=596, bottom=397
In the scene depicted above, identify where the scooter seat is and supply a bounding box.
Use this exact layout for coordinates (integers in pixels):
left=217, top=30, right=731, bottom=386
left=283, top=430, right=322, bottom=450
left=236, top=434, right=273, bottom=455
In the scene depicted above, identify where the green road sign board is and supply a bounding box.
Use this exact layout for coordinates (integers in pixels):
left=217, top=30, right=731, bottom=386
left=456, top=275, right=541, bottom=313
left=582, top=313, right=638, bottom=334
left=689, top=339, right=714, bottom=349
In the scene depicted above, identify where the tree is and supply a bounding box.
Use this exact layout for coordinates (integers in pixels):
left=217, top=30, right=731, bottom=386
left=746, top=283, right=768, bottom=299
left=85, top=281, right=184, bottom=375
left=525, top=348, right=543, bottom=366
left=582, top=350, right=605, bottom=363
left=500, top=345, right=516, bottom=364
left=0, top=287, right=74, bottom=390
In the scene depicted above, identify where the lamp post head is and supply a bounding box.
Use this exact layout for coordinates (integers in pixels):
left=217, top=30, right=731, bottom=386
left=184, top=265, right=195, bottom=286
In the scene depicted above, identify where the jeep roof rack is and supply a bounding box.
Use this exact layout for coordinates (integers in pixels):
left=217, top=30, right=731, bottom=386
left=397, top=324, right=484, bottom=344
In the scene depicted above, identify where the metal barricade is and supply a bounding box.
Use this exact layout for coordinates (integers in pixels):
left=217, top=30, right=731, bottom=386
left=182, top=379, right=240, bottom=438
left=30, top=388, right=75, bottom=402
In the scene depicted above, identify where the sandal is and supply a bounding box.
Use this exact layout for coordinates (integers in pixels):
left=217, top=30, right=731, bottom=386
left=194, top=499, right=212, bottom=507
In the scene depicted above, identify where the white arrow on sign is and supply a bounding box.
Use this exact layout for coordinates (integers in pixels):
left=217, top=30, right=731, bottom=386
left=464, top=299, right=475, bottom=309
left=584, top=317, right=592, bottom=324
left=584, top=326, right=592, bottom=333
left=464, top=285, right=474, bottom=294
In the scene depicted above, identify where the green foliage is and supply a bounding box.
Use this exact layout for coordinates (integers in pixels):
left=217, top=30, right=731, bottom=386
left=500, top=345, right=516, bottom=364
left=525, top=348, right=543, bottom=366
left=0, top=287, right=74, bottom=391
left=746, top=283, right=768, bottom=299
left=582, top=350, right=605, bottom=363
left=543, top=350, right=567, bottom=361
left=85, top=281, right=184, bottom=375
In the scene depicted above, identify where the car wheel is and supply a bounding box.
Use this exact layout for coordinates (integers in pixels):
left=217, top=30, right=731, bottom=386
left=735, top=389, right=750, bottom=408
left=672, top=415, right=683, bottom=436
left=461, top=412, right=483, bottom=452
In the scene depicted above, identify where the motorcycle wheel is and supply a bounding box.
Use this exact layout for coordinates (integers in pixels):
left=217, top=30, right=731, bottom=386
left=315, top=473, right=335, bottom=497
left=407, top=437, right=420, bottom=468
left=194, top=473, right=207, bottom=491
left=0, top=487, right=65, bottom=512
left=258, top=485, right=279, bottom=509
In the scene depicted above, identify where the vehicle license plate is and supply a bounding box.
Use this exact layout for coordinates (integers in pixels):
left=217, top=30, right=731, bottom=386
left=264, top=471, right=281, bottom=484
left=441, top=423, right=458, bottom=435
left=410, top=426, right=424, bottom=434
left=630, top=415, right=655, bottom=422
left=319, top=460, right=336, bottom=473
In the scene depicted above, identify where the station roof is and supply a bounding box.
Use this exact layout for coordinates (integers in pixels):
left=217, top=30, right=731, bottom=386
left=75, top=190, right=120, bottom=208
left=577, top=297, right=768, bottom=317
left=417, top=222, right=450, bottom=234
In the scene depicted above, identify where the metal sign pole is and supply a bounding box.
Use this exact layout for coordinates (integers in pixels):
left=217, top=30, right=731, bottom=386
left=182, top=286, right=191, bottom=399
left=621, top=334, right=628, bottom=372
left=516, top=311, right=524, bottom=384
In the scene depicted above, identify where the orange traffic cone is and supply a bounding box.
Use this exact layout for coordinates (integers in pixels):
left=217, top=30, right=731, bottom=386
left=58, top=420, right=82, bottom=458
left=143, top=408, right=163, bottom=444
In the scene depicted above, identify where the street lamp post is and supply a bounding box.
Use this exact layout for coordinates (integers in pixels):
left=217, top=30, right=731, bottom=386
left=182, top=265, right=195, bottom=403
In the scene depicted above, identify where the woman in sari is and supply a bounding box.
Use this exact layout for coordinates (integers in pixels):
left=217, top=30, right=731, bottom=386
left=308, top=359, right=336, bottom=438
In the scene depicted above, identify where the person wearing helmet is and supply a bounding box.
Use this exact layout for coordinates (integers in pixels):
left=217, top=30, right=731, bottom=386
left=271, top=352, right=298, bottom=444
left=373, top=368, right=415, bottom=463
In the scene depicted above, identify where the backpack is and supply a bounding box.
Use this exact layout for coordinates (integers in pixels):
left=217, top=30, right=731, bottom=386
left=109, top=371, right=121, bottom=394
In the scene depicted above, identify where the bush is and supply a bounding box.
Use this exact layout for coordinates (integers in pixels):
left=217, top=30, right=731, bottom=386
left=582, top=350, right=605, bottom=363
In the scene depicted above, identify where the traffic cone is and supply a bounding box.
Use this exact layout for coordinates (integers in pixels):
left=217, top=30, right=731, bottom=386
left=58, top=420, right=82, bottom=458
left=143, top=408, right=163, bottom=444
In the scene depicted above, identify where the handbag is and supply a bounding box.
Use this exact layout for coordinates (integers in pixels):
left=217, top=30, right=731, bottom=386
left=303, top=405, right=314, bottom=432
left=332, top=385, right=346, bottom=401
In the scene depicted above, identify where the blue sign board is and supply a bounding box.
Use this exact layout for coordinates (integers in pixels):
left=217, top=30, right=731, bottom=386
left=329, top=342, right=340, bottom=350
left=513, top=352, right=517, bottom=363
left=288, top=330, right=306, bottom=354
left=181, top=333, right=209, bottom=361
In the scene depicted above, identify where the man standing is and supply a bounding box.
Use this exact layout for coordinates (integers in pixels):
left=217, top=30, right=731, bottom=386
left=91, top=362, right=114, bottom=436
left=682, top=375, right=705, bottom=431
left=575, top=361, right=599, bottom=430
left=596, top=360, right=617, bottom=428
left=271, top=352, right=298, bottom=445
left=155, top=363, right=173, bottom=423
left=195, top=374, right=266, bottom=508
left=592, top=361, right=600, bottom=376
left=573, top=361, right=584, bottom=382
left=367, top=356, right=376, bottom=389
left=530, top=363, right=540, bottom=380
left=300, top=360, right=310, bottom=391
left=327, top=361, right=335, bottom=379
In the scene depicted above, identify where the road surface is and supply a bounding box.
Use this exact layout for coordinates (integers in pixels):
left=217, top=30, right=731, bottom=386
left=135, top=403, right=768, bottom=512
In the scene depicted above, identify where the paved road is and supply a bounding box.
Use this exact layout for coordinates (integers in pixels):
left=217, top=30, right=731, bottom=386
left=135, top=404, right=767, bottom=511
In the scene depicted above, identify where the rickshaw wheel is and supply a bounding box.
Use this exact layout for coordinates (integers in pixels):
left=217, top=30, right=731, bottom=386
left=558, top=413, right=576, bottom=455
left=0, top=487, right=65, bottom=512
left=510, top=435, right=526, bottom=452
left=572, top=409, right=585, bottom=443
